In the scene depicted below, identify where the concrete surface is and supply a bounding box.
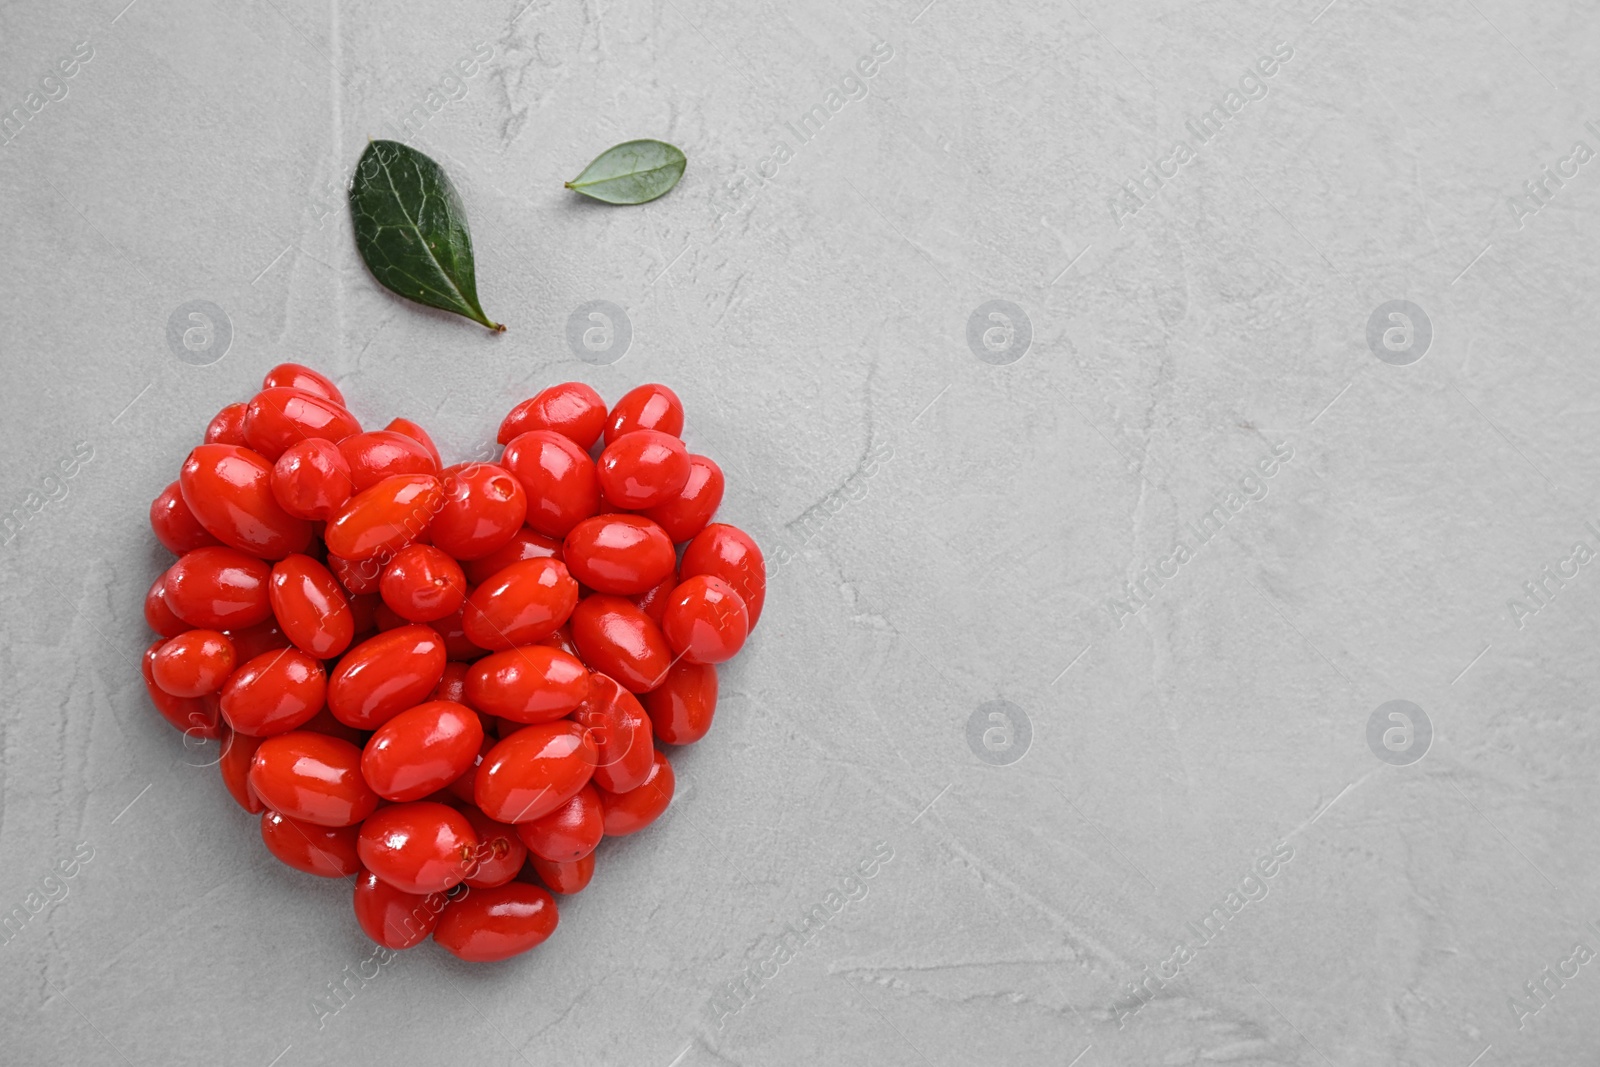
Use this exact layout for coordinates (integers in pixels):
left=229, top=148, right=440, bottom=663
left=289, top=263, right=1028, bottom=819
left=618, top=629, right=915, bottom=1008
left=3, top=0, right=1599, bottom=1064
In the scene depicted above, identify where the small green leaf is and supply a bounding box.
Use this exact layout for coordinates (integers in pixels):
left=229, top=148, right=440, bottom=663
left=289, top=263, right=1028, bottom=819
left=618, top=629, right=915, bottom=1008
left=565, top=139, right=686, bottom=205
left=348, top=139, right=504, bottom=331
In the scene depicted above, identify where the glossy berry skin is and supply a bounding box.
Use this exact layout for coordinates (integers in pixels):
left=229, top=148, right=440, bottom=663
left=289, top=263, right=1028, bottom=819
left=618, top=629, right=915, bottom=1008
left=499, top=382, right=607, bottom=448
left=433, top=662, right=470, bottom=704
left=144, top=574, right=190, bottom=639
left=433, top=881, right=558, bottom=963
left=361, top=700, right=484, bottom=802
left=515, top=784, right=603, bottom=862
left=474, top=721, right=598, bottom=823
left=681, top=523, right=766, bottom=628
left=269, top=554, right=353, bottom=658
left=430, top=463, right=527, bottom=561
left=461, top=558, right=578, bottom=650
left=328, top=625, right=447, bottom=730
left=430, top=604, right=487, bottom=661
left=339, top=430, right=439, bottom=492
left=570, top=673, right=654, bottom=793
left=358, top=801, right=479, bottom=894
left=204, top=403, right=249, bottom=447
left=501, top=431, right=601, bottom=538
left=644, top=454, right=724, bottom=543
left=325, top=474, right=442, bottom=562
left=528, top=853, right=595, bottom=895
left=222, top=619, right=292, bottom=662
left=661, top=575, right=750, bottom=665
left=643, top=661, right=719, bottom=745
left=242, top=387, right=362, bottom=462
left=598, top=748, right=675, bottom=836
left=384, top=417, right=442, bottom=465
left=465, top=645, right=589, bottom=724
left=444, top=735, right=496, bottom=805
left=327, top=552, right=382, bottom=596
left=605, top=383, right=684, bottom=443
left=300, top=707, right=369, bottom=747
left=353, top=867, right=446, bottom=950
left=540, top=625, right=580, bottom=660
left=260, top=811, right=361, bottom=878
left=568, top=595, right=674, bottom=693
left=150, top=481, right=221, bottom=554
left=597, top=430, right=691, bottom=510
left=563, top=515, right=676, bottom=595
left=163, top=547, right=273, bottom=630
left=218, top=727, right=265, bottom=813
left=461, top=808, right=527, bottom=889
left=262, top=363, right=345, bottom=406
left=151, top=629, right=236, bottom=698
left=631, top=569, right=677, bottom=626
left=142, top=640, right=222, bottom=739
left=249, top=732, right=378, bottom=827
left=380, top=544, right=466, bottom=623
left=271, top=438, right=353, bottom=522
left=180, top=444, right=313, bottom=560
left=219, top=648, right=327, bottom=737
left=462, top=527, right=563, bottom=586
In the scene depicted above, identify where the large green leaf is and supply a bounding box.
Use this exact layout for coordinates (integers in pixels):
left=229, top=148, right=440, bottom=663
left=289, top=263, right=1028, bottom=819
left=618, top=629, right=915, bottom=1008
left=565, top=139, right=686, bottom=205
left=348, top=140, right=503, bottom=331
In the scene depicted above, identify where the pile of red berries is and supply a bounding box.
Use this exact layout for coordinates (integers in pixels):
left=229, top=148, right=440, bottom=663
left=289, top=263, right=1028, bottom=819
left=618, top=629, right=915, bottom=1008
left=141, top=364, right=764, bottom=962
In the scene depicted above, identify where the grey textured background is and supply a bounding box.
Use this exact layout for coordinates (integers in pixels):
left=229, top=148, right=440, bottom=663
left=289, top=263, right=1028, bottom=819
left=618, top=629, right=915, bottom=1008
left=3, top=0, right=1599, bottom=1064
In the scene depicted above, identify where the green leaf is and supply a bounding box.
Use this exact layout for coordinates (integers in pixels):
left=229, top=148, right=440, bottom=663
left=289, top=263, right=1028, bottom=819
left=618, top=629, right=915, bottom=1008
left=348, top=139, right=504, bottom=331
left=565, top=139, right=686, bottom=205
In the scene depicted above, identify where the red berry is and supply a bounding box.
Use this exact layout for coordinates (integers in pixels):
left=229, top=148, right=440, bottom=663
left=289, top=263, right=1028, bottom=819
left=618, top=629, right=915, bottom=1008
left=461, top=526, right=562, bottom=586
left=528, top=853, right=595, bottom=895
left=327, top=625, right=447, bottom=730
left=219, top=648, right=326, bottom=737
left=596, top=430, right=690, bottom=509
left=604, top=383, right=684, bottom=443
left=660, top=574, right=749, bottom=665
left=568, top=594, right=674, bottom=693
left=500, top=431, right=601, bottom=538
left=353, top=867, right=447, bottom=950
left=242, top=387, right=362, bottom=462
left=499, top=382, right=607, bottom=448
left=271, top=438, right=354, bottom=522
left=180, top=444, right=312, bottom=560
left=433, top=881, right=558, bottom=962
left=569, top=672, right=654, bottom=793
left=474, top=721, right=597, bottom=823
left=680, top=523, right=766, bottom=628
left=269, top=554, right=354, bottom=658
left=249, top=732, right=378, bottom=827
left=562, top=515, right=676, bottom=595
left=357, top=801, right=479, bottom=894
left=430, top=463, right=528, bottom=561
left=460, top=558, right=578, bottom=650
left=262, top=363, right=345, bottom=406
left=515, top=784, right=604, bottom=862
left=324, top=474, right=442, bottom=562
left=151, top=629, right=236, bottom=698
left=150, top=480, right=221, bottom=554
left=380, top=544, right=466, bottom=623
left=597, top=748, right=674, bottom=836
left=260, top=811, right=361, bottom=877
left=464, top=645, right=589, bottom=724
left=642, top=661, right=718, bottom=745
left=163, top=546, right=272, bottom=630
left=339, top=430, right=439, bottom=492
left=361, top=700, right=484, bottom=802
left=643, top=454, right=724, bottom=543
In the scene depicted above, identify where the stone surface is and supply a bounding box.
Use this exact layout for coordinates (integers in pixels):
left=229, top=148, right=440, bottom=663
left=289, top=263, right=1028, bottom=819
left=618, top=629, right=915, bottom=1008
left=2, top=1, right=1599, bottom=1064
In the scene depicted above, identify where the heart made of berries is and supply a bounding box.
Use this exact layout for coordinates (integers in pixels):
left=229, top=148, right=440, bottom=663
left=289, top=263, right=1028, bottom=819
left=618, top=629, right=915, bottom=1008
left=141, top=365, right=764, bottom=962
